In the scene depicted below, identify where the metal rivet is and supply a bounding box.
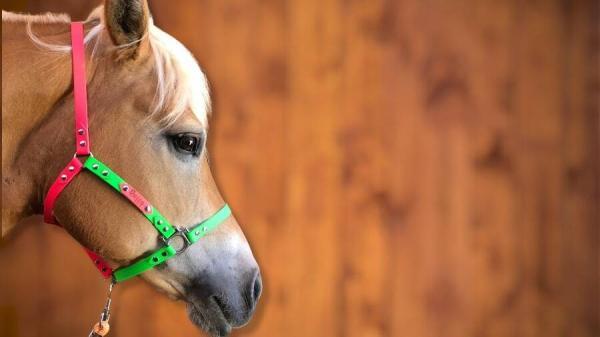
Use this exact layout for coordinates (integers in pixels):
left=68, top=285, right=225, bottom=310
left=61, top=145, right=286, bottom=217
left=60, top=174, right=68, bottom=181
left=79, top=140, right=86, bottom=147
left=122, top=185, right=129, bottom=192
left=152, top=257, right=158, bottom=263
left=145, top=205, right=152, bottom=212
left=162, top=252, right=167, bottom=257
left=162, top=227, right=168, bottom=231
left=157, top=220, right=163, bottom=225
left=78, top=129, right=85, bottom=135
left=203, top=227, right=208, bottom=232
left=194, top=231, right=200, bottom=235
left=68, top=166, right=75, bottom=172
left=92, top=164, right=99, bottom=169
left=101, top=170, right=108, bottom=176
left=101, top=267, right=107, bottom=272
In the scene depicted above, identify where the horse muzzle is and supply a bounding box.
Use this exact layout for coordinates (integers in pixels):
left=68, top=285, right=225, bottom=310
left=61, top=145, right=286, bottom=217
left=185, top=266, right=262, bottom=336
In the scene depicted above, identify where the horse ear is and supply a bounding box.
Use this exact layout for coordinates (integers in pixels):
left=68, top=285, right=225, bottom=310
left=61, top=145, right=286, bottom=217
left=103, top=0, right=150, bottom=59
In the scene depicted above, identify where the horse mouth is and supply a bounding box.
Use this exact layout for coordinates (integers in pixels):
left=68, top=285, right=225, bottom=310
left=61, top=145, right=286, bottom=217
left=186, top=297, right=232, bottom=337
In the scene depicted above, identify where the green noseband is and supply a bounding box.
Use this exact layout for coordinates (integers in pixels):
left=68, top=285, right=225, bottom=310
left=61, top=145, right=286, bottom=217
left=83, top=156, right=231, bottom=283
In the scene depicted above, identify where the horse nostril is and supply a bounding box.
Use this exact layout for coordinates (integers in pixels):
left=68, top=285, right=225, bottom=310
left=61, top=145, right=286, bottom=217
left=211, top=295, right=226, bottom=314
left=250, top=272, right=262, bottom=306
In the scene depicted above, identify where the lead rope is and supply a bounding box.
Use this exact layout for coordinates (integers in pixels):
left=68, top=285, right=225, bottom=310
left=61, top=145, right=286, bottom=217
left=88, top=281, right=115, bottom=337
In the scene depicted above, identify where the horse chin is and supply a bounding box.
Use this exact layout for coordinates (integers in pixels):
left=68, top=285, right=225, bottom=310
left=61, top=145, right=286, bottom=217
left=186, top=300, right=232, bottom=337
left=141, top=274, right=186, bottom=300
left=143, top=275, right=232, bottom=336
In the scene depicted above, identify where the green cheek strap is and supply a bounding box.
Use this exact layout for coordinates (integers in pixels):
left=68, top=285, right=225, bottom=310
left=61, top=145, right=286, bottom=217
left=82, top=156, right=232, bottom=283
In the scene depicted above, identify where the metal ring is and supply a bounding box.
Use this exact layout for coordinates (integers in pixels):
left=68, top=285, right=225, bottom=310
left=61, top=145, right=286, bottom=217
left=162, top=227, right=191, bottom=255
left=73, top=151, right=94, bottom=158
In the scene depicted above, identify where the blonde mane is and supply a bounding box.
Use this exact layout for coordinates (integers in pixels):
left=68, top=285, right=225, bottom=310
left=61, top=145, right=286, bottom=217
left=2, top=10, right=70, bottom=24
left=3, top=9, right=210, bottom=127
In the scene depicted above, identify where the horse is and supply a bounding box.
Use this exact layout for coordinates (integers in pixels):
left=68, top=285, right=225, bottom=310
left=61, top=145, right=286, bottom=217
left=2, top=1, right=261, bottom=336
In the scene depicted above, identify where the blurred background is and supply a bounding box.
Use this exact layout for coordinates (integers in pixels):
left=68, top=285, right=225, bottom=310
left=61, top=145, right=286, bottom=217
left=1, top=0, right=598, bottom=337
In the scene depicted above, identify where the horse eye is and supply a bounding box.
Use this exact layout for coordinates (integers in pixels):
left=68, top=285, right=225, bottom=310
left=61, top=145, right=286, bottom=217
left=172, top=133, right=203, bottom=155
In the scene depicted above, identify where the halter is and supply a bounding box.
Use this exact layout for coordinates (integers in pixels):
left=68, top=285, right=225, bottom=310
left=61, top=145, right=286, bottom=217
left=43, top=22, right=231, bottom=284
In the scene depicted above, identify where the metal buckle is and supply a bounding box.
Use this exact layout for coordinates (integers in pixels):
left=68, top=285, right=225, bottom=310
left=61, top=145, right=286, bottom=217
left=74, top=151, right=94, bottom=158
left=162, top=227, right=191, bottom=255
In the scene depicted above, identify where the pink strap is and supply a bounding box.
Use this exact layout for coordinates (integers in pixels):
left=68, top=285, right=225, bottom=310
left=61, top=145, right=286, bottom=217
left=85, top=249, right=114, bottom=278
left=43, top=157, right=83, bottom=224
left=70, top=22, right=91, bottom=156
left=42, top=22, right=113, bottom=279
left=118, top=182, right=154, bottom=215
left=43, top=156, right=114, bottom=278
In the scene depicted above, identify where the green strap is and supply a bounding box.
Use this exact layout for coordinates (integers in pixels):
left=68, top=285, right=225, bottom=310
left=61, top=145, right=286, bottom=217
left=186, top=205, right=231, bottom=244
left=113, top=246, right=177, bottom=282
left=81, top=156, right=232, bottom=283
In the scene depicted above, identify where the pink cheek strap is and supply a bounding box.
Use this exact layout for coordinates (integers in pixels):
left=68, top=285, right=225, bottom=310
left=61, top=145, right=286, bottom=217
left=44, top=157, right=83, bottom=225
left=42, top=22, right=113, bottom=279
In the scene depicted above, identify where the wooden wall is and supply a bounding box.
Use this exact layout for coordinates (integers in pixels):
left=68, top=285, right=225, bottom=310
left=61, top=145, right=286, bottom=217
left=1, top=1, right=598, bottom=337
